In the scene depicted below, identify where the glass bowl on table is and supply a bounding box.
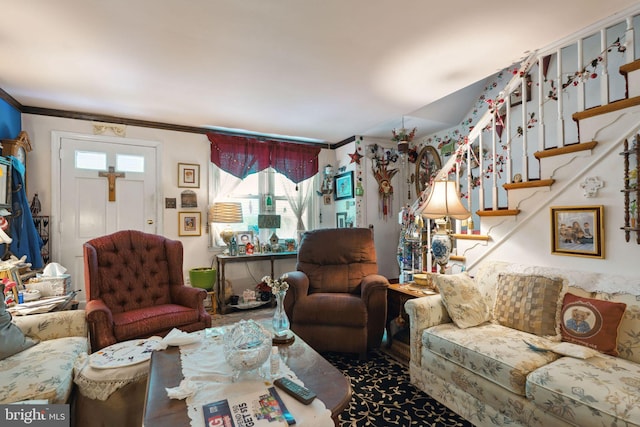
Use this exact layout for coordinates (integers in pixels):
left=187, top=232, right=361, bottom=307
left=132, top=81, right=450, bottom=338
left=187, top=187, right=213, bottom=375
left=223, top=319, right=272, bottom=381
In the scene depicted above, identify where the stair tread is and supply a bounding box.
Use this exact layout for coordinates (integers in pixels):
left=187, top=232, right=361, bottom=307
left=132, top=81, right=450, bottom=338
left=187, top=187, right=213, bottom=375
left=534, top=141, right=598, bottom=159
left=572, top=96, right=640, bottom=121
left=503, top=179, right=555, bottom=190
left=476, top=209, right=520, bottom=217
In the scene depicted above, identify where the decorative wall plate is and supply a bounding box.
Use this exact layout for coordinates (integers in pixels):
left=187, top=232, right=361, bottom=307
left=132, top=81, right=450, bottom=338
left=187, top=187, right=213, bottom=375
left=89, top=337, right=162, bottom=369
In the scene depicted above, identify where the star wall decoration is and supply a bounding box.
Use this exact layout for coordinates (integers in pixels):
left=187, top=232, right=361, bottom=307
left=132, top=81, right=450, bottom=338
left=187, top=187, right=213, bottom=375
left=349, top=149, right=363, bottom=164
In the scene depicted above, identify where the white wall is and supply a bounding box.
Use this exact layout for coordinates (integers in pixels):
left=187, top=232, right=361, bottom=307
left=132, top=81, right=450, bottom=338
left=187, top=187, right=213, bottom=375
left=20, top=114, right=348, bottom=296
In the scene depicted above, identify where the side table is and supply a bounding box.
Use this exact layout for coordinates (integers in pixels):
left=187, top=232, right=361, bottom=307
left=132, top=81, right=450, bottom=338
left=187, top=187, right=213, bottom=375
left=385, top=283, right=437, bottom=363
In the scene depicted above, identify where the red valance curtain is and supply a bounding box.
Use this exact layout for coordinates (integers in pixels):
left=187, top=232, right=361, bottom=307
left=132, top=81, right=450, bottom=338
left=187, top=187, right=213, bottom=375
left=208, top=133, right=321, bottom=183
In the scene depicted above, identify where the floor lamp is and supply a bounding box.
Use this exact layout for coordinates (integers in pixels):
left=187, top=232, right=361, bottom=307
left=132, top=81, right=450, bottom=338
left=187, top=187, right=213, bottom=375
left=419, top=180, right=470, bottom=274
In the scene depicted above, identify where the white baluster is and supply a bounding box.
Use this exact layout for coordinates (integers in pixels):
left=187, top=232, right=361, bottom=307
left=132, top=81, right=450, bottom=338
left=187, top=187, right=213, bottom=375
left=478, top=133, right=485, bottom=212
left=626, top=17, right=635, bottom=64
left=521, top=75, right=529, bottom=182
left=557, top=48, right=565, bottom=148
left=600, top=28, right=610, bottom=106
left=537, top=55, right=546, bottom=152
left=577, top=38, right=586, bottom=112
left=492, top=114, right=498, bottom=210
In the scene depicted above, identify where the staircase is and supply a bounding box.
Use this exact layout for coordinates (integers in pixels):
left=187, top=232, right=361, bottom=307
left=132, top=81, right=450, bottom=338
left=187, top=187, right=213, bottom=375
left=414, top=5, right=640, bottom=272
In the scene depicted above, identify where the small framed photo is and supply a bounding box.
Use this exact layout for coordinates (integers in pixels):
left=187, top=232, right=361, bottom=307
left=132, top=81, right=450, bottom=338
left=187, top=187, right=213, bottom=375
left=336, top=212, right=347, bottom=228
left=334, top=171, right=354, bottom=201
left=323, top=194, right=332, bottom=205
left=178, top=163, right=200, bottom=188
left=551, top=205, right=604, bottom=258
left=179, top=212, right=201, bottom=236
left=235, top=231, right=254, bottom=246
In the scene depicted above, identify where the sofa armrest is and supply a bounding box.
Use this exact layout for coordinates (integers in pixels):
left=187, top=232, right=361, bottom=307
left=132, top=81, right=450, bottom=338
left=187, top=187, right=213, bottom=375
left=404, top=295, right=451, bottom=366
left=13, top=310, right=88, bottom=342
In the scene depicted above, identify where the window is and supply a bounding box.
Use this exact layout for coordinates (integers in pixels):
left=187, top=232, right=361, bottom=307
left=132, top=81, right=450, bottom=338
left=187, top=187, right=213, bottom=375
left=210, top=165, right=317, bottom=247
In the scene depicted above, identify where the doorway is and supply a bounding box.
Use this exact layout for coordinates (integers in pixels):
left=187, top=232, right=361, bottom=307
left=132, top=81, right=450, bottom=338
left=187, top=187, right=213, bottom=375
left=51, top=132, right=162, bottom=302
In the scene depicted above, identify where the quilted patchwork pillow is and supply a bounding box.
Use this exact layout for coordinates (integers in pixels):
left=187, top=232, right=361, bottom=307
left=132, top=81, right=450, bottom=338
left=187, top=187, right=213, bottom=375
left=435, top=272, right=491, bottom=329
left=560, top=292, right=627, bottom=356
left=493, top=273, right=564, bottom=339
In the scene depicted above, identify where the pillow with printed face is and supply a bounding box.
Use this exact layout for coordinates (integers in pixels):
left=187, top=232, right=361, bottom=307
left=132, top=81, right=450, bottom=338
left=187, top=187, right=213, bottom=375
left=560, top=293, right=627, bottom=356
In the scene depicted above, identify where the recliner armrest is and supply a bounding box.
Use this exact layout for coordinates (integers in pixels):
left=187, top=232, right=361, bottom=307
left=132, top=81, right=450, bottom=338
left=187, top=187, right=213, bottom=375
left=282, top=271, right=309, bottom=316
left=360, top=274, right=389, bottom=300
left=404, top=295, right=452, bottom=367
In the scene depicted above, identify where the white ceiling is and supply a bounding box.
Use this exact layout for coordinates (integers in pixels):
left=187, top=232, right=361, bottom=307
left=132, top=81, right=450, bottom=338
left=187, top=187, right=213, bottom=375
left=1, top=1, right=637, bottom=144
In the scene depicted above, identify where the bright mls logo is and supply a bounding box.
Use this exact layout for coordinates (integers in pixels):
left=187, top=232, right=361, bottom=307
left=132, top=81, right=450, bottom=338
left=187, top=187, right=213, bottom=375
left=0, top=404, right=69, bottom=426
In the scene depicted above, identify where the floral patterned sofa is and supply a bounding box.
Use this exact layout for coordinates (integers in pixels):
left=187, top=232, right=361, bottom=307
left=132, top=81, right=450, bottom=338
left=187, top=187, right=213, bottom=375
left=405, top=261, right=640, bottom=427
left=0, top=310, right=89, bottom=403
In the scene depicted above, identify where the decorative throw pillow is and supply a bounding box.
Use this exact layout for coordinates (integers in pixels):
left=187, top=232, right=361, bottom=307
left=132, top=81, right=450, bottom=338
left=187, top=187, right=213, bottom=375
left=435, top=272, right=491, bottom=329
left=493, top=273, right=564, bottom=339
left=560, top=293, right=626, bottom=356
left=0, top=298, right=38, bottom=360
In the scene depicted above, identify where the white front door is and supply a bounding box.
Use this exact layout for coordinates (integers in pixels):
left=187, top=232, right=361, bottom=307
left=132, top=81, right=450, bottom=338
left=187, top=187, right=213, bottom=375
left=53, top=132, right=160, bottom=302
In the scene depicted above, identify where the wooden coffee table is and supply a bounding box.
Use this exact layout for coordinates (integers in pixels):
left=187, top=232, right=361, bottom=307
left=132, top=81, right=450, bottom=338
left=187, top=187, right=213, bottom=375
left=142, top=332, right=352, bottom=426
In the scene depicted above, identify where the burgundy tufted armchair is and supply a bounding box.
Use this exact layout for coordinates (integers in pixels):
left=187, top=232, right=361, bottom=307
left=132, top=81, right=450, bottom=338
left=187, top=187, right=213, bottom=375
left=283, top=228, right=388, bottom=359
left=83, top=230, right=211, bottom=351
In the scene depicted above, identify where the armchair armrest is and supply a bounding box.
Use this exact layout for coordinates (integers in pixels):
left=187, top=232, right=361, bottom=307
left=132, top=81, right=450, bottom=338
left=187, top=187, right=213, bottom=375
left=360, top=274, right=389, bottom=302
left=14, top=310, right=88, bottom=342
left=170, top=285, right=207, bottom=309
left=404, top=295, right=451, bottom=367
left=85, top=298, right=116, bottom=351
left=282, top=271, right=309, bottom=317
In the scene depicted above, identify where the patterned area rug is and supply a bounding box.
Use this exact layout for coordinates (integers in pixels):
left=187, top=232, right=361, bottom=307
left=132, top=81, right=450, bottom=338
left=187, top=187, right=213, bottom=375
left=212, top=309, right=472, bottom=426
left=323, top=350, right=473, bottom=427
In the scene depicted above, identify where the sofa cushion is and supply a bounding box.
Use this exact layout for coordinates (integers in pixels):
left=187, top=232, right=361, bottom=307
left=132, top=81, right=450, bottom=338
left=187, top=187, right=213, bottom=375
left=423, top=323, right=561, bottom=396
left=527, top=354, right=640, bottom=427
left=594, top=292, right=640, bottom=363
left=560, top=293, right=626, bottom=356
left=493, top=273, right=564, bottom=339
left=0, top=336, right=88, bottom=403
left=0, top=299, right=37, bottom=360
left=435, top=273, right=490, bottom=329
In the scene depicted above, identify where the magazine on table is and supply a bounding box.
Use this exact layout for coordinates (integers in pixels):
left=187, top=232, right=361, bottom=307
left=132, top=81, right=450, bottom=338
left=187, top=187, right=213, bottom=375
left=203, top=386, right=295, bottom=426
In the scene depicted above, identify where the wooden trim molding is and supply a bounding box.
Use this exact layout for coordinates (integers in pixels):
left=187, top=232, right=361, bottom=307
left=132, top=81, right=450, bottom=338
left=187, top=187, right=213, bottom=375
left=572, top=96, right=640, bottom=122
left=476, top=209, right=520, bottom=217
left=620, top=59, right=640, bottom=75
left=534, top=141, right=598, bottom=159
left=503, top=179, right=555, bottom=190
left=452, top=233, right=490, bottom=241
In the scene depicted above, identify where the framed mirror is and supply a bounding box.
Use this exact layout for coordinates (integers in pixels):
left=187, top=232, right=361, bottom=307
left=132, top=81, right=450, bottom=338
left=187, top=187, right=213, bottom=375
left=0, top=157, right=11, bottom=209
left=414, top=146, right=442, bottom=197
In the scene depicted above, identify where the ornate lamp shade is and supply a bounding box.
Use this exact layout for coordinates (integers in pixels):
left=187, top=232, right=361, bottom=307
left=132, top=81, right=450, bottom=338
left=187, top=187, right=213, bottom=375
left=209, top=202, right=243, bottom=245
left=420, top=180, right=470, bottom=273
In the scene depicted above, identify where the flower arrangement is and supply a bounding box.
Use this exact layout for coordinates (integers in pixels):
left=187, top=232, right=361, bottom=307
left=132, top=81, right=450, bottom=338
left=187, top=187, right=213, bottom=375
left=391, top=127, right=417, bottom=142
left=261, top=274, right=289, bottom=294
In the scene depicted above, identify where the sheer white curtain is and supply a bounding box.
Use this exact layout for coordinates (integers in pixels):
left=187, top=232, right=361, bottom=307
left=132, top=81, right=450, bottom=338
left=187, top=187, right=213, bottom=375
left=282, top=176, right=313, bottom=233
left=209, top=166, right=243, bottom=246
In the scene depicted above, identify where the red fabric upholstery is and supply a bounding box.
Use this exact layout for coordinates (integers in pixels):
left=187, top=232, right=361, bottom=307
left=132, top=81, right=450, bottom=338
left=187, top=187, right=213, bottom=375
left=284, top=228, right=388, bottom=358
left=83, top=230, right=211, bottom=351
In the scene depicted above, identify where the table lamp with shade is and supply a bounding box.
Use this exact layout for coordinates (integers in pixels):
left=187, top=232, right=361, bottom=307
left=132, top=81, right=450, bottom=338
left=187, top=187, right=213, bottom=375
left=419, top=180, right=470, bottom=274
left=209, top=202, right=244, bottom=247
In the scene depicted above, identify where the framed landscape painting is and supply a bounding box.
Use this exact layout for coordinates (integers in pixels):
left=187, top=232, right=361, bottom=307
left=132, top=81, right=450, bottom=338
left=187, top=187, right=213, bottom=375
left=551, top=205, right=604, bottom=258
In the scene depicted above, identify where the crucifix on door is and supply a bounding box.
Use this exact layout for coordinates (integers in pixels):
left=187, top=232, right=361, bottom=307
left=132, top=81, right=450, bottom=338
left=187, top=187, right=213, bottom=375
left=98, top=166, right=125, bottom=202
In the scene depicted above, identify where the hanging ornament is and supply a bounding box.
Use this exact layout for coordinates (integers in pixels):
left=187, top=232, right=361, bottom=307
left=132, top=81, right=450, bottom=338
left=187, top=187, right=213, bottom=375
left=391, top=116, right=417, bottom=154
left=372, top=162, right=399, bottom=220
left=349, top=149, right=363, bottom=164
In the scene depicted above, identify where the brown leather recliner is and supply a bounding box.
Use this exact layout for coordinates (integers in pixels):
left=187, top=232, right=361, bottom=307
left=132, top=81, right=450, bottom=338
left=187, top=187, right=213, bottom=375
left=283, top=228, right=388, bottom=359
left=83, top=230, right=211, bottom=351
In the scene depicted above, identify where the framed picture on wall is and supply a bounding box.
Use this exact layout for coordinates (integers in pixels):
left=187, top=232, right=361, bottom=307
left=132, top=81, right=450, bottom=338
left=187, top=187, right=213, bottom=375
left=550, top=205, right=604, bottom=258
left=336, top=212, right=347, bottom=228
left=178, top=163, right=200, bottom=188
left=179, top=211, right=201, bottom=236
left=334, top=171, right=354, bottom=201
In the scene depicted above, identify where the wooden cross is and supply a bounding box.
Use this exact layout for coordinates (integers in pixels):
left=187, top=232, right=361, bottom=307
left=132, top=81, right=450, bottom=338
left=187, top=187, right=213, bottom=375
left=98, top=166, right=125, bottom=202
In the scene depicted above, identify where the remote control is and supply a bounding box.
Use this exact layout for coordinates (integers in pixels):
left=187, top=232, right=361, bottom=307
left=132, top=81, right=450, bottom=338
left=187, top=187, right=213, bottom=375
left=274, top=377, right=317, bottom=405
